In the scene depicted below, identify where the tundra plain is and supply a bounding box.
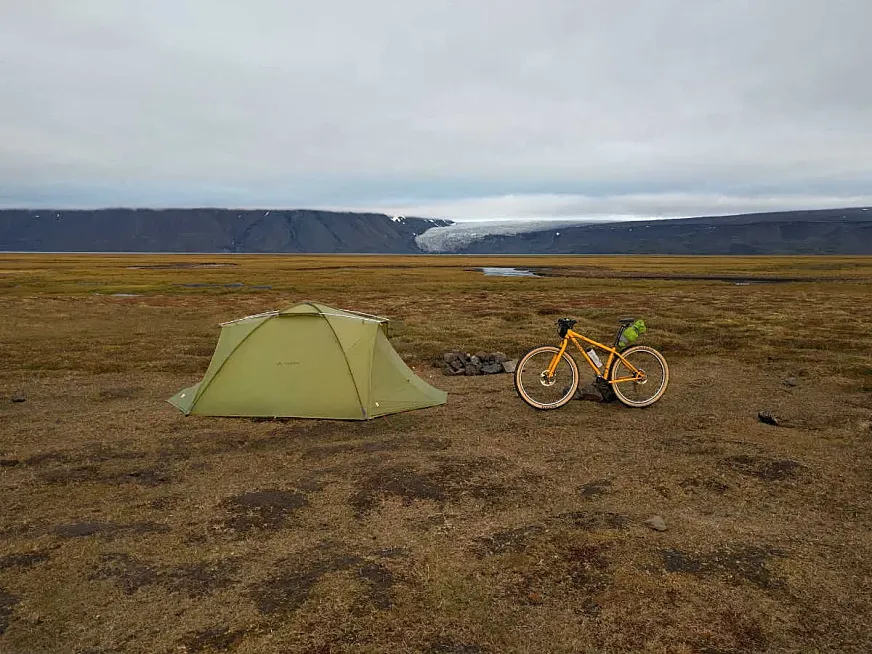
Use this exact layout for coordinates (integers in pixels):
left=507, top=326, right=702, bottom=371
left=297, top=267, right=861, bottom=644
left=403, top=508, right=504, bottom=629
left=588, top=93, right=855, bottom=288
left=1, top=254, right=871, bottom=654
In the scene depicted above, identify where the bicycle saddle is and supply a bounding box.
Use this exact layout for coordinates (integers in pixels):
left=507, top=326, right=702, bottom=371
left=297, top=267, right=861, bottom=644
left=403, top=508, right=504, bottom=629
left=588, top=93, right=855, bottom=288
left=618, top=317, right=635, bottom=325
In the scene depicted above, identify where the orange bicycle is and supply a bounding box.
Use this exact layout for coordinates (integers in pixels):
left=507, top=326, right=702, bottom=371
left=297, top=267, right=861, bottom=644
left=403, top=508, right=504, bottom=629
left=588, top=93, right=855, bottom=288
left=514, top=317, right=669, bottom=409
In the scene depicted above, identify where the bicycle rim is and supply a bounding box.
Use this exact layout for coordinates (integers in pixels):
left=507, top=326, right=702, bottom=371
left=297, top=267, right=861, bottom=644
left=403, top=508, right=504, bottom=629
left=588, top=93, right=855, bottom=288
left=514, top=346, right=579, bottom=409
left=609, top=346, right=668, bottom=407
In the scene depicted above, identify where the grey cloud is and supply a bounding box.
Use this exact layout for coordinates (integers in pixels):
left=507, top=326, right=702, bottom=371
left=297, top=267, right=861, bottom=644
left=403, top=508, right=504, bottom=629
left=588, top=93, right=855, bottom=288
left=1, top=1, right=871, bottom=215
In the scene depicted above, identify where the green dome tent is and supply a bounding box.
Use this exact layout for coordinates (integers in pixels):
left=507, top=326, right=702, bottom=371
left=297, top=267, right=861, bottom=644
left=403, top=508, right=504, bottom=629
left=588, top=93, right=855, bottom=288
left=168, top=302, right=447, bottom=419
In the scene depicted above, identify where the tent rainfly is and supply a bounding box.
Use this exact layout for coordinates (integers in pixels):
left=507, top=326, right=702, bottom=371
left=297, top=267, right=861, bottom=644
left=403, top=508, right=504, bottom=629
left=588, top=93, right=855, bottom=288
left=168, top=302, right=447, bottom=419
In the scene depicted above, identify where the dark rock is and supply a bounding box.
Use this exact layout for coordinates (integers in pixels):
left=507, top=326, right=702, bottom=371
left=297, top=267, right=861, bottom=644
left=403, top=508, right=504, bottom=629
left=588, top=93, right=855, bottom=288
left=0, top=459, right=20, bottom=467
left=10, top=394, right=25, bottom=403
left=442, top=351, right=514, bottom=375
left=783, top=377, right=798, bottom=387
left=442, top=364, right=464, bottom=376
left=502, top=360, right=517, bottom=374
left=573, top=383, right=604, bottom=402
left=758, top=411, right=780, bottom=426
left=593, top=376, right=618, bottom=402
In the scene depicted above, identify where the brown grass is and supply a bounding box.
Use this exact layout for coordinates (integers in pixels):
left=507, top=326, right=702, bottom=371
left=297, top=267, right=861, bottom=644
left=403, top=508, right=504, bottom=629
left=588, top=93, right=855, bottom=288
left=0, top=254, right=871, bottom=653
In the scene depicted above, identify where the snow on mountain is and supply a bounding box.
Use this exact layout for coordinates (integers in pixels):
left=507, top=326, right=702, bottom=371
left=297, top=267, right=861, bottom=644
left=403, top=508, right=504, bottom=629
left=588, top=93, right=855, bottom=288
left=391, top=215, right=451, bottom=235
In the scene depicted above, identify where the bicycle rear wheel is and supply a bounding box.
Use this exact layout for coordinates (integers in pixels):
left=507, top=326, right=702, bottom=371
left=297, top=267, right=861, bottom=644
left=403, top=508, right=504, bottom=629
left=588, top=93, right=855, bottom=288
left=514, top=346, right=579, bottom=409
left=608, top=345, right=669, bottom=408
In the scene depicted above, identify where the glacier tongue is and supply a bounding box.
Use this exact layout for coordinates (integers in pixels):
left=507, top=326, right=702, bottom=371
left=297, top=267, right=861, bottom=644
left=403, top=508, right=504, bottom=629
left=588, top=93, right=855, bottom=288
left=415, top=219, right=598, bottom=252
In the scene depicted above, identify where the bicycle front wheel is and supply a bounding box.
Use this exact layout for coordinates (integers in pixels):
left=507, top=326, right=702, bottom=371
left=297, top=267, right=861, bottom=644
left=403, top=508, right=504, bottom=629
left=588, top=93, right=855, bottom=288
left=608, top=345, right=669, bottom=408
left=514, top=346, right=579, bottom=410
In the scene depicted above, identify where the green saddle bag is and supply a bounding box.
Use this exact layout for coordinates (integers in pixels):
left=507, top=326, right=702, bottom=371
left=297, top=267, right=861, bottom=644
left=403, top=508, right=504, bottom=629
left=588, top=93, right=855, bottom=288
left=618, top=319, right=647, bottom=350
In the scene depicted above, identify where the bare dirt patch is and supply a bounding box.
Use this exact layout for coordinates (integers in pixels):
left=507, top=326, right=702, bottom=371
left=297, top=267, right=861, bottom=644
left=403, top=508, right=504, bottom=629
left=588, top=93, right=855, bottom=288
left=679, top=476, right=731, bottom=494
left=219, top=489, right=309, bottom=533
left=662, top=545, right=785, bottom=589
left=472, top=511, right=628, bottom=557
left=356, top=562, right=395, bottom=609
left=578, top=478, right=612, bottom=498
left=349, top=456, right=529, bottom=517
left=247, top=544, right=398, bottom=617
left=53, top=521, right=166, bottom=538
left=428, top=641, right=487, bottom=654
left=553, top=510, right=630, bottom=531
left=181, top=626, right=246, bottom=653
left=23, top=451, right=71, bottom=466
left=0, top=588, right=18, bottom=636
left=473, top=525, right=546, bottom=556
left=89, top=553, right=158, bottom=595
left=0, top=551, right=50, bottom=570
left=723, top=455, right=805, bottom=481
left=120, top=467, right=171, bottom=486
left=89, top=553, right=238, bottom=597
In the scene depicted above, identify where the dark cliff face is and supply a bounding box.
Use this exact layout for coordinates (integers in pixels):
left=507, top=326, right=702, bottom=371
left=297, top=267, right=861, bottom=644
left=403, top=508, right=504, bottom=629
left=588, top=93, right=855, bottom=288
left=0, top=209, right=450, bottom=253
left=2, top=206, right=871, bottom=254
left=459, top=208, right=872, bottom=255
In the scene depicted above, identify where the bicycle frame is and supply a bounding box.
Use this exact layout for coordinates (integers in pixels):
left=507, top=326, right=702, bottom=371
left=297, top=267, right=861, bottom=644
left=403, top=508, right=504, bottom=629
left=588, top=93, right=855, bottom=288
left=547, top=329, right=643, bottom=384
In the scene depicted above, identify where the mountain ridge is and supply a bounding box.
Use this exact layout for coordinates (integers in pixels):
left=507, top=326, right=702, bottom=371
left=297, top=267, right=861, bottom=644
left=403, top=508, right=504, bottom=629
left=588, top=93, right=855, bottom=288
left=1, top=206, right=871, bottom=254
left=457, top=207, right=872, bottom=255
left=0, top=208, right=449, bottom=253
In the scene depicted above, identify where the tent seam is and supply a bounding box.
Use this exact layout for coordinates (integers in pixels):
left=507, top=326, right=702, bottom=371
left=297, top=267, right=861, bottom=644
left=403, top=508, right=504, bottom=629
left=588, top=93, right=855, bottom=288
left=312, top=303, right=369, bottom=420
left=366, top=324, right=379, bottom=417
left=186, top=318, right=272, bottom=414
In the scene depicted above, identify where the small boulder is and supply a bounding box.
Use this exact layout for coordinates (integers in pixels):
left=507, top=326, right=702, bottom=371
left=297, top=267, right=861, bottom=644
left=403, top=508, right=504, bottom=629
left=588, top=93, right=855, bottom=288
left=443, top=352, right=462, bottom=364
left=449, top=358, right=465, bottom=372
left=758, top=411, right=780, bottom=426
left=491, top=352, right=507, bottom=364
left=644, top=515, right=667, bottom=532
left=592, top=377, right=617, bottom=403
left=11, top=394, right=26, bottom=403
left=501, top=360, right=517, bottom=374
left=481, top=363, right=503, bottom=374
left=573, top=383, right=604, bottom=402
left=783, top=377, right=798, bottom=387
left=442, top=364, right=464, bottom=376
left=464, top=362, right=482, bottom=376
left=469, top=355, right=481, bottom=366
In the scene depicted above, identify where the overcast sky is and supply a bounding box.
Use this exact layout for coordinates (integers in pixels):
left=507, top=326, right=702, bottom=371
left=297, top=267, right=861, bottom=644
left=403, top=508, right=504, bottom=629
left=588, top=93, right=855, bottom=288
left=1, top=1, right=871, bottom=220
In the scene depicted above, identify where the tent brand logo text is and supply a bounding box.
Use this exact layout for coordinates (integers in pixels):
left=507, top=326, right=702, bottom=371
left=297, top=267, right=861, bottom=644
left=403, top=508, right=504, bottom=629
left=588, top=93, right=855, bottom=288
left=276, top=361, right=301, bottom=366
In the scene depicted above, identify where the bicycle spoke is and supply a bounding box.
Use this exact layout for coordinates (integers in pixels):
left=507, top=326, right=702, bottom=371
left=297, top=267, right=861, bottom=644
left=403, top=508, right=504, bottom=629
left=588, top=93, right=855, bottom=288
left=515, top=347, right=578, bottom=409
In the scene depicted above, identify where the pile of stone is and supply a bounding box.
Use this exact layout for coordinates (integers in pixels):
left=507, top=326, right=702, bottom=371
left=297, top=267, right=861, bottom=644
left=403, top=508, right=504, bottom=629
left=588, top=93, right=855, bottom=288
left=442, top=351, right=517, bottom=376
